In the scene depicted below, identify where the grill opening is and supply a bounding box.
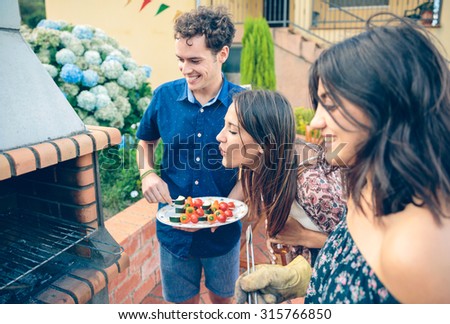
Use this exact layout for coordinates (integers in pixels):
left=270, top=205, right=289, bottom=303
left=0, top=209, right=124, bottom=303
left=0, top=251, right=80, bottom=303
left=0, top=211, right=96, bottom=290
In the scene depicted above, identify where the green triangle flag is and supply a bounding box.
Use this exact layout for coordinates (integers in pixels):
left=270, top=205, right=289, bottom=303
left=156, top=3, right=169, bottom=16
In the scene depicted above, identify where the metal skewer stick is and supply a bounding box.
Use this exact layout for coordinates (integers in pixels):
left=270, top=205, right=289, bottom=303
left=245, top=225, right=258, bottom=304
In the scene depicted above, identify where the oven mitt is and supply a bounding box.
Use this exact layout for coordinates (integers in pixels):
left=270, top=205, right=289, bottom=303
left=235, top=255, right=312, bottom=304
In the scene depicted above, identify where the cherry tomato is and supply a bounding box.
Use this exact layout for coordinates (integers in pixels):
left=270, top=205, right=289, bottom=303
left=195, top=207, right=204, bottom=216
left=180, top=213, right=190, bottom=224
left=190, top=214, right=199, bottom=224
left=193, top=198, right=203, bottom=208
left=217, top=213, right=227, bottom=223
left=207, top=214, right=217, bottom=224
left=219, top=202, right=229, bottom=212
left=214, top=210, right=226, bottom=223
left=224, top=209, right=233, bottom=218
left=227, top=201, right=235, bottom=209
left=185, top=206, right=195, bottom=215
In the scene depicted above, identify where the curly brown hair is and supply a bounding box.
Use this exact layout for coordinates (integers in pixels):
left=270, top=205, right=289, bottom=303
left=174, top=6, right=236, bottom=55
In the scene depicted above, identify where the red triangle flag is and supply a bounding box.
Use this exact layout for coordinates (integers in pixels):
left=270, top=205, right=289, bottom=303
left=139, top=0, right=152, bottom=12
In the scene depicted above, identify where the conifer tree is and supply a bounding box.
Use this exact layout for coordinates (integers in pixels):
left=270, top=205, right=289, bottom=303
left=240, top=17, right=276, bottom=90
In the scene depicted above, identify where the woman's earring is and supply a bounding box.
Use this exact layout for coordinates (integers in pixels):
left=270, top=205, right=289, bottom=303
left=238, top=164, right=243, bottom=180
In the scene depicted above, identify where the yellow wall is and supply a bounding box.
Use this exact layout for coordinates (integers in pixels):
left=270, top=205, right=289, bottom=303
left=45, top=0, right=450, bottom=91
left=46, top=0, right=196, bottom=89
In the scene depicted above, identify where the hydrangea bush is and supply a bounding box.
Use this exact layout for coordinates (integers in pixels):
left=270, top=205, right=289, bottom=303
left=21, top=20, right=152, bottom=134
left=21, top=20, right=154, bottom=217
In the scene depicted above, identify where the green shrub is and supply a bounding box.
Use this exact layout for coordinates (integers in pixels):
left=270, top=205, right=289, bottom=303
left=99, top=137, right=163, bottom=219
left=294, top=107, right=322, bottom=143
left=294, top=107, right=315, bottom=135
left=19, top=0, right=46, bottom=28
left=99, top=146, right=142, bottom=219
left=240, top=17, right=276, bottom=90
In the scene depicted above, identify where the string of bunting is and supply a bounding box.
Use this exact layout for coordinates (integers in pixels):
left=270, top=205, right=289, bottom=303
left=125, top=0, right=170, bottom=16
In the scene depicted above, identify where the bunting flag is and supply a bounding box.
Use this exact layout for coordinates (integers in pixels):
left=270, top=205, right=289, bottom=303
left=156, top=4, right=170, bottom=16
left=173, top=10, right=183, bottom=22
left=139, top=0, right=152, bottom=12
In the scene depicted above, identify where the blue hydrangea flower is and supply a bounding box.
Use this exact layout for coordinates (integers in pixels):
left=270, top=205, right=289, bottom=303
left=77, top=90, right=97, bottom=111
left=137, top=97, right=151, bottom=113
left=90, top=85, right=108, bottom=96
left=72, top=25, right=94, bottom=40
left=95, top=94, right=112, bottom=109
left=42, top=64, right=58, bottom=78
left=82, top=69, right=99, bottom=87
left=60, top=63, right=83, bottom=84
left=37, top=19, right=62, bottom=30
left=84, top=50, right=102, bottom=65
left=105, top=50, right=125, bottom=64
left=55, top=48, right=76, bottom=65
left=117, top=71, right=136, bottom=90
left=104, top=82, right=122, bottom=99
left=123, top=58, right=138, bottom=71
left=141, top=65, right=153, bottom=78
left=101, top=60, right=124, bottom=80
left=60, top=83, right=80, bottom=98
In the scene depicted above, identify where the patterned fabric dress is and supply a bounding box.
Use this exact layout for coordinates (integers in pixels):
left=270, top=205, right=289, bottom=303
left=305, top=215, right=399, bottom=304
left=287, top=148, right=346, bottom=265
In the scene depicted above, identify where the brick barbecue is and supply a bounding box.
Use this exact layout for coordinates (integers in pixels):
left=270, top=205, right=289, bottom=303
left=0, top=0, right=129, bottom=303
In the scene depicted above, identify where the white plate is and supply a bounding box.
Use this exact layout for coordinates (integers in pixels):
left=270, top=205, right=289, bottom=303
left=156, top=196, right=248, bottom=229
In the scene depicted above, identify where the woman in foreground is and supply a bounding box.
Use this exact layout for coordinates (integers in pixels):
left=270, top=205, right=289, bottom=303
left=234, top=14, right=450, bottom=303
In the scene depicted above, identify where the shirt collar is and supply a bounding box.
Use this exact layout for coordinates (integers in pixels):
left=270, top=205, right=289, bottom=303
left=177, top=74, right=231, bottom=107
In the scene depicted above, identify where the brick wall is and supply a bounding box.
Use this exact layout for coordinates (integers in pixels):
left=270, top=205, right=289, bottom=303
left=106, top=199, right=160, bottom=304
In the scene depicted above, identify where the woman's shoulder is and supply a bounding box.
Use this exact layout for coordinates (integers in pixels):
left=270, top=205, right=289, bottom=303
left=380, top=205, right=450, bottom=303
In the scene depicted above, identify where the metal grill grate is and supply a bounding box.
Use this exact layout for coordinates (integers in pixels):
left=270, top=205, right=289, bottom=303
left=0, top=211, right=96, bottom=291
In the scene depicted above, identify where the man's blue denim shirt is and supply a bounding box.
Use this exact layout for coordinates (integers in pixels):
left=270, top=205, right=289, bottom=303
left=136, top=77, right=243, bottom=259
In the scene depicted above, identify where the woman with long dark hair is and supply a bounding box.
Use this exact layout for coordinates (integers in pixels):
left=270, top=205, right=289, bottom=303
left=234, top=14, right=450, bottom=303
left=216, top=89, right=346, bottom=291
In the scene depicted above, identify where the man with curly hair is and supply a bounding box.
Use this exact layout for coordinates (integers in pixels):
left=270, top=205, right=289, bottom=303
left=136, top=6, right=244, bottom=304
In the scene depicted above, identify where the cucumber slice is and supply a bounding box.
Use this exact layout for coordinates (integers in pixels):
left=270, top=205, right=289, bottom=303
left=173, top=195, right=186, bottom=205
left=169, top=216, right=181, bottom=223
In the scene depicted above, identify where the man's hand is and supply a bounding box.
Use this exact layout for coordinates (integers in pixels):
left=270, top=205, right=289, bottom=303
left=141, top=172, right=172, bottom=204
left=234, top=255, right=312, bottom=304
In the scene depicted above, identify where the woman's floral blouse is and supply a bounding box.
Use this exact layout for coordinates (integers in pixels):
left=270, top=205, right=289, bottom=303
left=296, top=155, right=345, bottom=233
left=305, top=215, right=399, bottom=303
left=288, top=149, right=346, bottom=265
